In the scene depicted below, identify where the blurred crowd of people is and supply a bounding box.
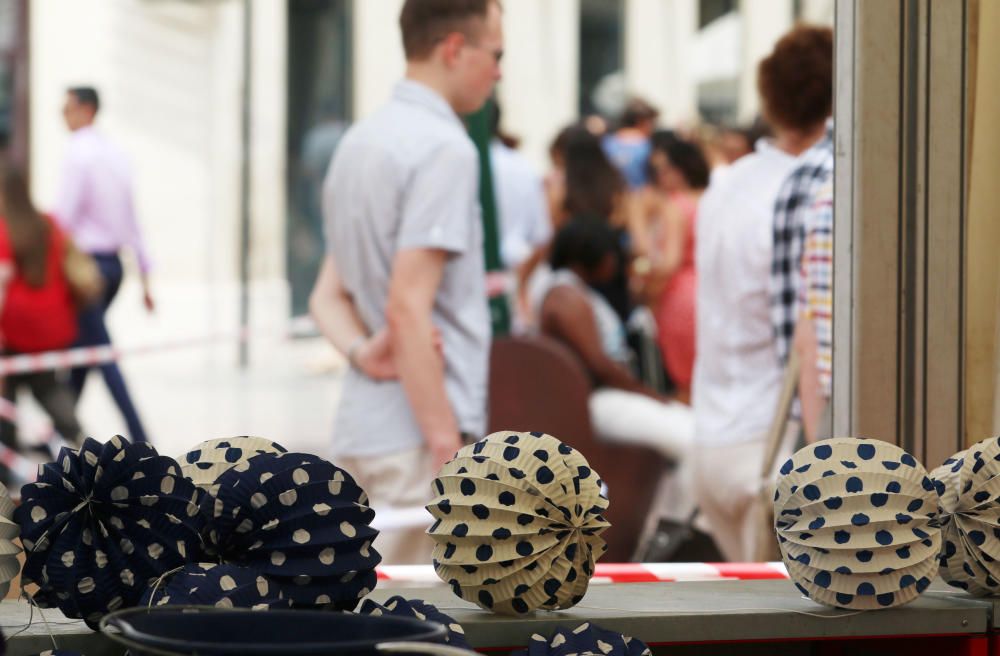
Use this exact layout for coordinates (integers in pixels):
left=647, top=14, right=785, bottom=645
left=488, top=23, right=835, bottom=561
left=0, top=0, right=837, bottom=565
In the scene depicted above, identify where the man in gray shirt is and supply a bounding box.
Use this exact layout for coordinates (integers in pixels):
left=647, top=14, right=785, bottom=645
left=309, top=0, right=503, bottom=564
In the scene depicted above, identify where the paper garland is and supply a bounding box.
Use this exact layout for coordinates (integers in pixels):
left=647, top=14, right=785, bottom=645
left=181, top=437, right=288, bottom=496
left=358, top=596, right=470, bottom=649
left=512, top=622, right=651, bottom=656
left=15, top=436, right=204, bottom=627
left=140, top=562, right=291, bottom=610
left=933, top=438, right=1000, bottom=595
left=774, top=437, right=940, bottom=610
left=199, top=451, right=381, bottom=610
left=0, top=481, right=21, bottom=599
left=427, top=431, right=610, bottom=615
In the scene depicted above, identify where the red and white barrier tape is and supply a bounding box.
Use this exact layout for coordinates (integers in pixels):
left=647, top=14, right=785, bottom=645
left=0, top=316, right=316, bottom=377
left=375, top=562, right=790, bottom=585
left=0, top=318, right=317, bottom=482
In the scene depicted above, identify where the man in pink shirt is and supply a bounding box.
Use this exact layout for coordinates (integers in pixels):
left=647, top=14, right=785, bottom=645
left=54, top=87, right=152, bottom=443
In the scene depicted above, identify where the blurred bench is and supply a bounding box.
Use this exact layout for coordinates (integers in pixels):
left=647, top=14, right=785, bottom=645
left=487, top=335, right=667, bottom=561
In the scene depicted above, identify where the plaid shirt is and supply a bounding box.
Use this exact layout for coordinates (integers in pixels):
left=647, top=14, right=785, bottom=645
left=799, top=179, right=834, bottom=398
left=770, top=120, right=834, bottom=364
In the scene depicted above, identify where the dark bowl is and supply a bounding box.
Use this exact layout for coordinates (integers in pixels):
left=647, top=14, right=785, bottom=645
left=100, top=606, right=467, bottom=656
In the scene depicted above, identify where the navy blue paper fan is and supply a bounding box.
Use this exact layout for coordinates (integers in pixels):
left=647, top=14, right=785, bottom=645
left=15, top=436, right=204, bottom=628
left=359, top=596, right=470, bottom=649
left=140, top=562, right=291, bottom=609
left=199, top=451, right=381, bottom=610
left=513, top=622, right=651, bottom=656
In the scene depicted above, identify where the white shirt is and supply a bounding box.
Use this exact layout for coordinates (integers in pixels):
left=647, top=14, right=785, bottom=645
left=692, top=139, right=802, bottom=446
left=489, top=140, right=551, bottom=269
left=53, top=126, right=151, bottom=272
left=323, top=80, right=490, bottom=457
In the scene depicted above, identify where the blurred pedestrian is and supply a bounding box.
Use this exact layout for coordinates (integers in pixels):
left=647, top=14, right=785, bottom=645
left=0, top=163, right=84, bottom=472
left=691, top=25, right=834, bottom=561
left=524, top=124, right=635, bottom=327
left=560, top=125, right=634, bottom=323
left=310, top=0, right=502, bottom=564
left=642, top=132, right=710, bottom=404
left=54, top=86, right=152, bottom=444
left=541, top=125, right=575, bottom=233
left=537, top=216, right=694, bottom=521
left=602, top=97, right=659, bottom=189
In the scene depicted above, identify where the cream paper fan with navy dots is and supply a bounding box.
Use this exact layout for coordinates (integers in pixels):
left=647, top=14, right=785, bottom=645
left=0, top=481, right=21, bottom=599
left=140, top=562, right=291, bottom=609
left=199, top=451, right=381, bottom=610
left=427, top=431, right=610, bottom=615
left=15, top=436, right=204, bottom=627
left=933, top=438, right=1000, bottom=595
left=512, top=622, right=651, bottom=656
left=181, top=437, right=288, bottom=496
left=774, top=437, right=941, bottom=610
left=359, top=596, right=470, bottom=649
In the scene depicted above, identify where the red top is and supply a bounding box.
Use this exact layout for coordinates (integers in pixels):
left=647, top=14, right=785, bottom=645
left=0, top=215, right=79, bottom=353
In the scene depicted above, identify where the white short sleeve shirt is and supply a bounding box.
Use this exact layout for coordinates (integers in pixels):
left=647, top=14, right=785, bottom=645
left=692, top=140, right=802, bottom=446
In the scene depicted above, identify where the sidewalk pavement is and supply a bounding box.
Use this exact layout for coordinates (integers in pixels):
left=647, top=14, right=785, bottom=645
left=11, top=278, right=346, bottom=463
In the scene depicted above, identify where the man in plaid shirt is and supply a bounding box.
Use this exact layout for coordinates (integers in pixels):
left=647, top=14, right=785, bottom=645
left=770, top=119, right=834, bottom=365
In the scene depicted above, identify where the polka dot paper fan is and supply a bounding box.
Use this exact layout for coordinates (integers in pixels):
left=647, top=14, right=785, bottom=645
left=934, top=438, right=1000, bottom=595
left=181, top=437, right=288, bottom=495
left=140, top=562, right=291, bottom=609
left=774, top=437, right=941, bottom=610
left=427, top=431, right=610, bottom=615
left=0, top=481, right=21, bottom=599
left=359, top=596, right=470, bottom=649
left=200, top=451, right=381, bottom=610
left=512, top=622, right=651, bottom=656
left=15, top=436, right=204, bottom=627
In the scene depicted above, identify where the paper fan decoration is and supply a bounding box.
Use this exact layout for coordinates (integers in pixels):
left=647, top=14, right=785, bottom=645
left=181, top=437, right=288, bottom=495
left=0, top=481, right=21, bottom=598
left=359, top=596, right=470, bottom=649
left=200, top=451, right=381, bottom=610
left=513, top=622, right=651, bottom=656
left=140, top=562, right=291, bottom=609
left=427, top=431, right=610, bottom=615
left=15, top=436, right=203, bottom=627
left=933, top=438, right=1000, bottom=595
left=774, top=437, right=941, bottom=610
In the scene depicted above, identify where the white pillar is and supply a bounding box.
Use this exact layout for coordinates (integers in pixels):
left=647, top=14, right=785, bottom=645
left=30, top=0, right=111, bottom=208
left=625, top=0, right=698, bottom=128
left=496, top=0, right=579, bottom=172
left=249, top=0, right=287, bottom=282
left=353, top=0, right=405, bottom=121
left=737, top=0, right=793, bottom=123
